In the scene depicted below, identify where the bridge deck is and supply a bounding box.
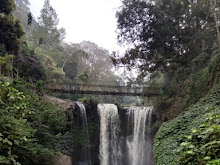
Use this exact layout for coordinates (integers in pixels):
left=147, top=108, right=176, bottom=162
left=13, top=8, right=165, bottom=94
left=45, top=83, right=160, bottom=97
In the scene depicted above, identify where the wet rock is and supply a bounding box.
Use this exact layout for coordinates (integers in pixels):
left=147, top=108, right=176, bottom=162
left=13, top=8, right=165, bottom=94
left=52, top=154, right=72, bottom=165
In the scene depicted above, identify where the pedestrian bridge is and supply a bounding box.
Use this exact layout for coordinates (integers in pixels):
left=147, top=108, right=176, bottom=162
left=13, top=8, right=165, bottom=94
left=44, top=82, right=160, bottom=97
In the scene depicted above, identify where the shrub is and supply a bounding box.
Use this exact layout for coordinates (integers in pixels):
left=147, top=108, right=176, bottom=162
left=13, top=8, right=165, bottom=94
left=179, top=108, right=220, bottom=165
left=0, top=81, right=67, bottom=165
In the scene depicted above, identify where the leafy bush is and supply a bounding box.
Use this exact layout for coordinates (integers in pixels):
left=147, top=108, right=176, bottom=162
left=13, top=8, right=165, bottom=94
left=79, top=95, right=99, bottom=106
left=15, top=44, right=46, bottom=81
left=179, top=108, right=220, bottom=165
left=0, top=55, right=13, bottom=76
left=154, top=85, right=220, bottom=165
left=0, top=81, right=67, bottom=165
left=0, top=81, right=33, bottom=164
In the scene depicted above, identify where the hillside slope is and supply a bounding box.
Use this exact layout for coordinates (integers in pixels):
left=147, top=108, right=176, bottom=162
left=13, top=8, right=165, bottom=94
left=153, top=84, right=220, bottom=165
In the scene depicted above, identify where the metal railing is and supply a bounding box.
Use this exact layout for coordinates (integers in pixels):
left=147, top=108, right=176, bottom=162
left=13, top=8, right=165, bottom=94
left=44, top=82, right=160, bottom=97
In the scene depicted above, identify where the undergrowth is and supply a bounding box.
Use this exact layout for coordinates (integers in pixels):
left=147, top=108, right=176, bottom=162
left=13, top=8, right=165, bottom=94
left=0, top=80, right=66, bottom=165
left=153, top=85, right=220, bottom=165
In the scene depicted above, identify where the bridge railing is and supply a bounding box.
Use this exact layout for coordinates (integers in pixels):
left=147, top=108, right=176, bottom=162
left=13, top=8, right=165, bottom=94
left=44, top=82, right=161, bottom=96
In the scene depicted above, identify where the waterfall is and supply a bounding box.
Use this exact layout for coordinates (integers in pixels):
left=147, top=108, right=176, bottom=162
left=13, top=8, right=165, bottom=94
left=76, top=102, right=91, bottom=165
left=98, top=104, right=155, bottom=165
left=98, top=104, right=121, bottom=165
left=126, top=106, right=154, bottom=165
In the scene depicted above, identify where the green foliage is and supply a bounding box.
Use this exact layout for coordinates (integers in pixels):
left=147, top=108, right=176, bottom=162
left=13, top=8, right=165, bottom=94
left=0, top=81, right=33, bottom=165
left=15, top=44, right=46, bottom=81
left=0, top=81, right=67, bottom=165
left=37, top=0, right=66, bottom=49
left=0, top=55, right=13, bottom=76
left=179, top=108, right=220, bottom=165
left=0, top=0, right=15, bottom=15
left=154, top=51, right=220, bottom=119
left=183, top=67, right=209, bottom=105
left=79, top=95, right=99, bottom=106
left=153, top=85, right=220, bottom=165
left=35, top=48, right=65, bottom=81
left=77, top=71, right=89, bottom=83
left=0, top=0, right=25, bottom=55
left=113, top=0, right=216, bottom=78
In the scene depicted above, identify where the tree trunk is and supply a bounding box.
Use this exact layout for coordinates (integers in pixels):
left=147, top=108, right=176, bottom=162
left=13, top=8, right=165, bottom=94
left=213, top=0, right=220, bottom=49
left=0, top=63, right=2, bottom=75
left=61, top=59, right=67, bottom=72
left=11, top=56, right=13, bottom=78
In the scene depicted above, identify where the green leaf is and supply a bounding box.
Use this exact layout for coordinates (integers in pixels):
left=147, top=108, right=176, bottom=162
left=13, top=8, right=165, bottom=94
left=23, top=136, right=27, bottom=142
left=7, top=140, right=12, bottom=146
left=186, top=150, right=194, bottom=154
left=187, top=135, right=192, bottom=140
left=188, top=144, right=195, bottom=149
left=181, top=142, right=189, bottom=147
left=3, top=138, right=8, bottom=143
left=204, top=156, right=211, bottom=160
left=16, top=162, right=21, bottom=165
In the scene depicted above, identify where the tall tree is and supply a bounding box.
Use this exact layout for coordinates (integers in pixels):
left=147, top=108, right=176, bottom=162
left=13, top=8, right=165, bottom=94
left=14, top=0, right=36, bottom=39
left=0, top=0, right=14, bottom=14
left=0, top=0, right=24, bottom=55
left=78, top=41, right=115, bottom=85
left=112, top=0, right=216, bottom=79
left=211, top=0, right=220, bottom=48
left=38, top=0, right=66, bottom=48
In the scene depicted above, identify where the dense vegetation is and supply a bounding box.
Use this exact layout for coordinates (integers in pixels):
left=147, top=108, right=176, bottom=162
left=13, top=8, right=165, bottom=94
left=113, top=0, right=219, bottom=78
left=114, top=0, right=220, bottom=164
left=0, top=0, right=137, bottom=164
left=0, top=80, right=66, bottom=165
left=0, top=0, right=114, bottom=164
left=154, top=85, right=220, bottom=165
left=1, top=0, right=133, bottom=103
left=1, top=0, right=220, bottom=164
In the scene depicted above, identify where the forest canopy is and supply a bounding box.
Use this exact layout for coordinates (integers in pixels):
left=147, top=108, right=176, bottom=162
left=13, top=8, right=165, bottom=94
left=112, top=0, right=220, bottom=78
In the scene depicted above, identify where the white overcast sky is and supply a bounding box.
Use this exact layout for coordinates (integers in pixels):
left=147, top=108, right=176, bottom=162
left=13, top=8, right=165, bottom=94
left=29, top=0, right=124, bottom=53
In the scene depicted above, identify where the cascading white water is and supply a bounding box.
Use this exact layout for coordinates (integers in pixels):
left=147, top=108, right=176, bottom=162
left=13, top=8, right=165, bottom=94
left=76, top=102, right=91, bottom=165
left=98, top=104, right=155, bottom=165
left=126, top=106, right=154, bottom=165
left=98, top=104, right=121, bottom=165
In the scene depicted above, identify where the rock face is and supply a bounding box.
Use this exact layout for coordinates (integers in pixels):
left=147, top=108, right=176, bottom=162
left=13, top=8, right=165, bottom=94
left=52, top=155, right=72, bottom=165
left=44, top=95, right=100, bottom=164
left=44, top=95, right=75, bottom=112
left=44, top=95, right=76, bottom=120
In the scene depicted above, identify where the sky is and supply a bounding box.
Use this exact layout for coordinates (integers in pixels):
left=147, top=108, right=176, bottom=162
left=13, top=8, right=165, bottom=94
left=29, top=0, right=124, bottom=53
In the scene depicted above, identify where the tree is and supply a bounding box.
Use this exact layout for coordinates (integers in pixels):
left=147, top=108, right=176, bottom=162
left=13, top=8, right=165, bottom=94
left=0, top=0, right=15, bottom=14
left=0, top=55, right=13, bottom=76
left=78, top=41, right=115, bottom=85
left=14, top=0, right=38, bottom=40
left=211, top=0, right=220, bottom=48
left=0, top=0, right=24, bottom=55
left=112, top=0, right=216, bottom=79
left=27, top=12, right=32, bottom=25
left=15, top=44, right=46, bottom=81
left=46, top=43, right=85, bottom=80
left=38, top=0, right=66, bottom=49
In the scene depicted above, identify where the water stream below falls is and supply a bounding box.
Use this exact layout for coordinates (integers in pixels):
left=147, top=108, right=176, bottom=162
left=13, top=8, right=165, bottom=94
left=98, top=104, right=155, bottom=165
